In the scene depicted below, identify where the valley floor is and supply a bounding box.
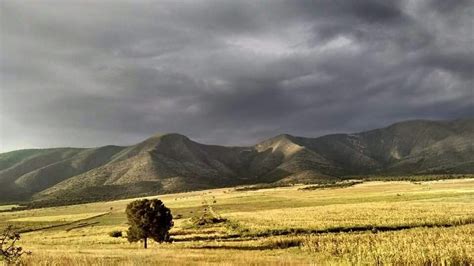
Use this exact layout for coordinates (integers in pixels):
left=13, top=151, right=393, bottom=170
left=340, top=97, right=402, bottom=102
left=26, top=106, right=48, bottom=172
left=1, top=178, right=473, bottom=265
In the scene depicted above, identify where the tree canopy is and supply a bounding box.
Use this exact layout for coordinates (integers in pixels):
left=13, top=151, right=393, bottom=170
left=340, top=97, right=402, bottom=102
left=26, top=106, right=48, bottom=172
left=126, top=199, right=173, bottom=249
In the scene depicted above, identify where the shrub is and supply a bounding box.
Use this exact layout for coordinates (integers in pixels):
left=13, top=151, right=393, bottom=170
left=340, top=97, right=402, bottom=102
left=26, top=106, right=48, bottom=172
left=0, top=225, right=31, bottom=264
left=109, top=230, right=123, bottom=238
left=191, top=203, right=226, bottom=227
left=192, top=215, right=227, bottom=226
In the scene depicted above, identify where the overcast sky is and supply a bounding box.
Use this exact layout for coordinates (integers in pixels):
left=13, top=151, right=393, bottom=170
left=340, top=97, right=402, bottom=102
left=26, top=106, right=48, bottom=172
left=0, top=0, right=473, bottom=152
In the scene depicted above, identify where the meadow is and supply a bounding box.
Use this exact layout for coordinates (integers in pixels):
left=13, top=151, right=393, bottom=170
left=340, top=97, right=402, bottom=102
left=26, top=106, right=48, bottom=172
left=1, top=178, right=473, bottom=265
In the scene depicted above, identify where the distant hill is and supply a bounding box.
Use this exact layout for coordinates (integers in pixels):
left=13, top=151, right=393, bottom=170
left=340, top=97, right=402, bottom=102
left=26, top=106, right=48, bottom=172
left=1, top=118, right=472, bottom=203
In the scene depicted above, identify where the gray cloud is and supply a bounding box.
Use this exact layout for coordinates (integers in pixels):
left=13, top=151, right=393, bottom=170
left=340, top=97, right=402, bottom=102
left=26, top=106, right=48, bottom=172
left=1, top=0, right=473, bottom=152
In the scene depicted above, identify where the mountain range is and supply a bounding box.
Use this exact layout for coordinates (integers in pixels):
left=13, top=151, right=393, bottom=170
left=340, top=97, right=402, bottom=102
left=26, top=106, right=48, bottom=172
left=1, top=118, right=473, bottom=203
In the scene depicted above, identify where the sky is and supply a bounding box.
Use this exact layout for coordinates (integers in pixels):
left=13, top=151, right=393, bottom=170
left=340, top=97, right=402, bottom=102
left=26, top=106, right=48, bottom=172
left=0, top=0, right=473, bottom=152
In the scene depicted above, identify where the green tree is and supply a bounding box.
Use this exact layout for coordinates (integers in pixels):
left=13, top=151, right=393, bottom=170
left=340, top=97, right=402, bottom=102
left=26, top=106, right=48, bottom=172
left=126, top=199, right=173, bottom=249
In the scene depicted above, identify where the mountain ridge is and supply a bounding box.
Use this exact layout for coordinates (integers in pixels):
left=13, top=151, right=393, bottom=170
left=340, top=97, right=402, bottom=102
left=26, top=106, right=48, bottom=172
left=1, top=118, right=472, bottom=203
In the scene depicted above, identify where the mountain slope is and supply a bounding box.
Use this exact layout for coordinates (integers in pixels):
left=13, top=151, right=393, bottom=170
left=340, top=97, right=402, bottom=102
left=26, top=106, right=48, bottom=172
left=0, top=146, right=126, bottom=201
left=289, top=119, right=474, bottom=175
left=36, top=134, right=252, bottom=201
left=1, top=118, right=472, bottom=203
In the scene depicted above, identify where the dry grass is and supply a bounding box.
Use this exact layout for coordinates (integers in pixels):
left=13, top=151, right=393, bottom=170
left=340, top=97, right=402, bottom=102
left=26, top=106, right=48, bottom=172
left=0, top=205, right=19, bottom=211
left=301, top=224, right=474, bottom=265
left=0, top=178, right=472, bottom=265
left=8, top=212, right=107, bottom=222
left=225, top=201, right=474, bottom=233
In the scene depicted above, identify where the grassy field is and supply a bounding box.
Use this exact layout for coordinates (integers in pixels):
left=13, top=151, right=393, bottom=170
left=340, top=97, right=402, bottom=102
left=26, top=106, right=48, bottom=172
left=0, top=205, right=19, bottom=211
left=1, top=178, right=473, bottom=265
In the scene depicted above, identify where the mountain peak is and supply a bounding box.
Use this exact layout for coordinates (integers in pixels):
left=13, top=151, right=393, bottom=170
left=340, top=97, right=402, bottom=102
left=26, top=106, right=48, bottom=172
left=254, top=133, right=304, bottom=156
left=266, top=133, right=297, bottom=143
left=148, top=132, right=189, bottom=139
left=141, top=132, right=192, bottom=146
left=1, top=118, right=472, bottom=203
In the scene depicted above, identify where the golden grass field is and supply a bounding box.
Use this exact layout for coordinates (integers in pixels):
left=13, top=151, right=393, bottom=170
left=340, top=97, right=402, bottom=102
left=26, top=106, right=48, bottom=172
left=1, top=178, right=473, bottom=265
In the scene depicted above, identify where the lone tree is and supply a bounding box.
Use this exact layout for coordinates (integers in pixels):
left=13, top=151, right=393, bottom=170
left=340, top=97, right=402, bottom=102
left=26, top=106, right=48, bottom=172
left=126, top=199, right=173, bottom=249
left=1, top=225, right=30, bottom=264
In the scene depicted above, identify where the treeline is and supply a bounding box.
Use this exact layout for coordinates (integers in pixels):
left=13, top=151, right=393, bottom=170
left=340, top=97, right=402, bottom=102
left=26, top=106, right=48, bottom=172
left=355, top=174, right=473, bottom=182
left=233, top=174, right=473, bottom=192
left=299, top=181, right=363, bottom=191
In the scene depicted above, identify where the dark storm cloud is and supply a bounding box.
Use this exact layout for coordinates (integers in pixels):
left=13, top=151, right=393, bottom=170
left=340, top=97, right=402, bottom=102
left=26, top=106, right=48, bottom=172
left=1, top=0, right=473, bottom=151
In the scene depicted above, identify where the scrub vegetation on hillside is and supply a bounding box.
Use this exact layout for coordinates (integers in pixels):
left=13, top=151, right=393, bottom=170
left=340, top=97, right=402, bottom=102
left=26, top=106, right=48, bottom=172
left=1, top=119, right=473, bottom=204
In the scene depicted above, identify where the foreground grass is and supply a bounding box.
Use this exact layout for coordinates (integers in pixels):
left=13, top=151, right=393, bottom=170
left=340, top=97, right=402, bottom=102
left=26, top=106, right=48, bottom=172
left=225, top=201, right=473, bottom=234
left=301, top=224, right=474, bottom=265
left=20, top=225, right=474, bottom=265
left=0, top=178, right=472, bottom=265
left=189, top=225, right=474, bottom=265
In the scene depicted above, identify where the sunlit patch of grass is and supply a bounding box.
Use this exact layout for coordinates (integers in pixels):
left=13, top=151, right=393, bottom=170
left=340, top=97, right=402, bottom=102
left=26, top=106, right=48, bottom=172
left=224, top=201, right=474, bottom=233
left=9, top=212, right=108, bottom=222
left=0, top=204, right=20, bottom=211
left=301, top=224, right=474, bottom=265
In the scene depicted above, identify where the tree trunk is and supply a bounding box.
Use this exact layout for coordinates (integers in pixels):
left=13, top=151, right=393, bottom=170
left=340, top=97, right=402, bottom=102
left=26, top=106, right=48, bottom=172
left=144, top=237, right=148, bottom=249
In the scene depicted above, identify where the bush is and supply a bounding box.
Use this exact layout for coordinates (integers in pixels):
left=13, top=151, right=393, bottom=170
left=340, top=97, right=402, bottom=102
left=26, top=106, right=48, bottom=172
left=191, top=204, right=227, bottom=227
left=109, top=230, right=123, bottom=238
left=192, top=215, right=227, bottom=226
left=0, top=225, right=31, bottom=264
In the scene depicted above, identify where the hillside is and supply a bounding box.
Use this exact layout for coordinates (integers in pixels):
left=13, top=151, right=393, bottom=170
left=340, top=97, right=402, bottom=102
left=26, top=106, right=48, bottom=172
left=0, top=118, right=472, bottom=203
